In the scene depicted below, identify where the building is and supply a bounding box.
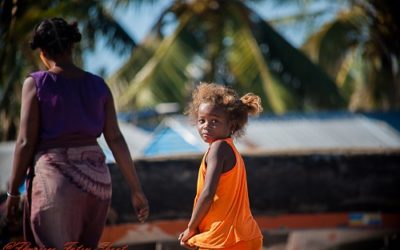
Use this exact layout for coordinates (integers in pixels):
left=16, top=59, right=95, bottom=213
left=143, top=111, right=400, bottom=157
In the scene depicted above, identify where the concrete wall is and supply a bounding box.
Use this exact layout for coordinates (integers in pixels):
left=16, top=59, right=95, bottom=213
left=108, top=150, right=400, bottom=223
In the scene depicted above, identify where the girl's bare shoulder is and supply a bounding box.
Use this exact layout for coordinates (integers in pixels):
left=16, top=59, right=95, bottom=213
left=208, top=139, right=236, bottom=172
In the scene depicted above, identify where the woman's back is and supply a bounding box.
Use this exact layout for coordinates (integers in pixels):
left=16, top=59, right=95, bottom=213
left=30, top=70, right=110, bottom=149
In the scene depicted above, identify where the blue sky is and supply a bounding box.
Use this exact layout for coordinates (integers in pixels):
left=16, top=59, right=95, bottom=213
left=83, top=1, right=344, bottom=77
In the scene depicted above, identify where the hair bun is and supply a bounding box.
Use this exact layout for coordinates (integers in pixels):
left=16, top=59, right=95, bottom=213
left=29, top=17, right=82, bottom=54
left=29, top=40, right=39, bottom=50
left=29, top=23, right=44, bottom=50
left=240, top=93, right=263, bottom=116
left=69, top=22, right=81, bottom=43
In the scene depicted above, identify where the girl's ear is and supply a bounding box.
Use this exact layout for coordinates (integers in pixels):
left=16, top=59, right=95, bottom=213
left=39, top=50, right=51, bottom=69
left=229, top=122, right=235, bottom=135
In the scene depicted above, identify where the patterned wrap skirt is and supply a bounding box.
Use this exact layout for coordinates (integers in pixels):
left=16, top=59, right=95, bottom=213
left=23, top=145, right=112, bottom=249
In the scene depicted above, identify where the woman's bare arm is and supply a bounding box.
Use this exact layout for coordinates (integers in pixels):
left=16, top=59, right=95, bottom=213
left=6, top=77, right=39, bottom=220
left=8, top=77, right=39, bottom=195
left=103, top=91, right=149, bottom=222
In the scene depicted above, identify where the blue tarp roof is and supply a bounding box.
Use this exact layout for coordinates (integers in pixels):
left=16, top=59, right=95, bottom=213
left=143, top=127, right=202, bottom=156
left=143, top=111, right=400, bottom=156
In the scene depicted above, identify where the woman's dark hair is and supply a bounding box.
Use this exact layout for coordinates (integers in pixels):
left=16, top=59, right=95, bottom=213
left=30, top=17, right=81, bottom=57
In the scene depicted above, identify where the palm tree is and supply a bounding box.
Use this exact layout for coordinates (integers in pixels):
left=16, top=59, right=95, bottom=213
left=302, top=0, right=400, bottom=111
left=108, top=0, right=345, bottom=114
left=0, top=0, right=136, bottom=141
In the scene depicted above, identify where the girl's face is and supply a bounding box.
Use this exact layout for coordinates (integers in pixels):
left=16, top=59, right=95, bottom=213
left=197, top=103, right=232, bottom=144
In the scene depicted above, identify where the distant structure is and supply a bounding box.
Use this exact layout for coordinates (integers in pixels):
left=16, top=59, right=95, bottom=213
left=143, top=111, right=400, bottom=157
left=1, top=111, right=399, bottom=191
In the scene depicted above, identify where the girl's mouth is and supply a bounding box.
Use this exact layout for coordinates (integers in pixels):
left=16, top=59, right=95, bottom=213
left=202, top=133, right=213, bottom=140
left=202, top=131, right=212, bottom=137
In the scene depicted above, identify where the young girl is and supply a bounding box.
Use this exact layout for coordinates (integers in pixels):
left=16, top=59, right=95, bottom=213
left=179, top=83, right=263, bottom=249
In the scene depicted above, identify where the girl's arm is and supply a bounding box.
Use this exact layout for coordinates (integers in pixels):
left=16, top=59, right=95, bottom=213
left=180, top=140, right=232, bottom=242
left=6, top=77, right=39, bottom=220
left=103, top=91, right=149, bottom=223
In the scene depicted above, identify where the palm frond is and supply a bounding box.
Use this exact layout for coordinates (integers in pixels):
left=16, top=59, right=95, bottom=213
left=302, top=7, right=364, bottom=77
left=226, top=4, right=296, bottom=113
left=115, top=9, right=199, bottom=110
left=242, top=3, right=345, bottom=110
left=268, top=7, right=329, bottom=25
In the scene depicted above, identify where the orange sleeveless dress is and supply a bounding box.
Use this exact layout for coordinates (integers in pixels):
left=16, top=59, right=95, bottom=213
left=188, top=138, right=263, bottom=249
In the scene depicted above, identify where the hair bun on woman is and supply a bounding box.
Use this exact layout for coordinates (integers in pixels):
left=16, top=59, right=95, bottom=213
left=240, top=93, right=263, bottom=116
left=29, top=21, right=46, bottom=50
left=29, top=17, right=81, bottom=53
left=29, top=37, right=40, bottom=50
left=69, top=22, right=82, bottom=43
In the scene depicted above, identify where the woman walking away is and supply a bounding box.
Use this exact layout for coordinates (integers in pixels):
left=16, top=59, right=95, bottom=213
left=5, top=17, right=149, bottom=249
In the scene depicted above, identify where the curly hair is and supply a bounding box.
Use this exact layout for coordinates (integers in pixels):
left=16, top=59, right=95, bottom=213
left=30, top=17, right=81, bottom=57
left=186, top=83, right=263, bottom=137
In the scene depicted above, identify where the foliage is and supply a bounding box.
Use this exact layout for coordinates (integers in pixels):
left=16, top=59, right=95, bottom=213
left=302, top=0, right=400, bottom=111
left=108, top=0, right=344, bottom=113
left=4, top=0, right=396, bottom=141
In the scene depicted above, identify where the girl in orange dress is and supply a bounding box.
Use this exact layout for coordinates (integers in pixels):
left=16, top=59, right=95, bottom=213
left=179, top=83, right=263, bottom=250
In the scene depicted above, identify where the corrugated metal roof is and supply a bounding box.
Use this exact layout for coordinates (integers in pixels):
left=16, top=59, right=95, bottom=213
left=143, top=117, right=206, bottom=156
left=245, top=115, right=400, bottom=151
left=98, top=121, right=152, bottom=162
left=143, top=111, right=400, bottom=156
left=143, top=127, right=202, bottom=156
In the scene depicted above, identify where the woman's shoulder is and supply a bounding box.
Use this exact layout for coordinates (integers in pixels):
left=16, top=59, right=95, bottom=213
left=83, top=72, right=112, bottom=99
left=27, top=70, right=52, bottom=88
left=29, top=70, right=48, bottom=79
left=85, top=71, right=109, bottom=87
left=84, top=71, right=104, bottom=81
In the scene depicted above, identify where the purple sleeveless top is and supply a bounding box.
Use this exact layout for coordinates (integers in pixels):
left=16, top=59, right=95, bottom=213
left=30, top=71, right=111, bottom=150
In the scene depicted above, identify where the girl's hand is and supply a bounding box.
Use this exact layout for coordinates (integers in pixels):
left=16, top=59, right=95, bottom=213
left=178, top=228, right=198, bottom=249
left=5, top=195, right=21, bottom=224
left=130, top=191, right=149, bottom=223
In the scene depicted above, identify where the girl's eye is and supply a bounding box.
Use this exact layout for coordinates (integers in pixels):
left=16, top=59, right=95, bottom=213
left=211, top=119, right=218, bottom=123
left=198, top=119, right=205, bottom=124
